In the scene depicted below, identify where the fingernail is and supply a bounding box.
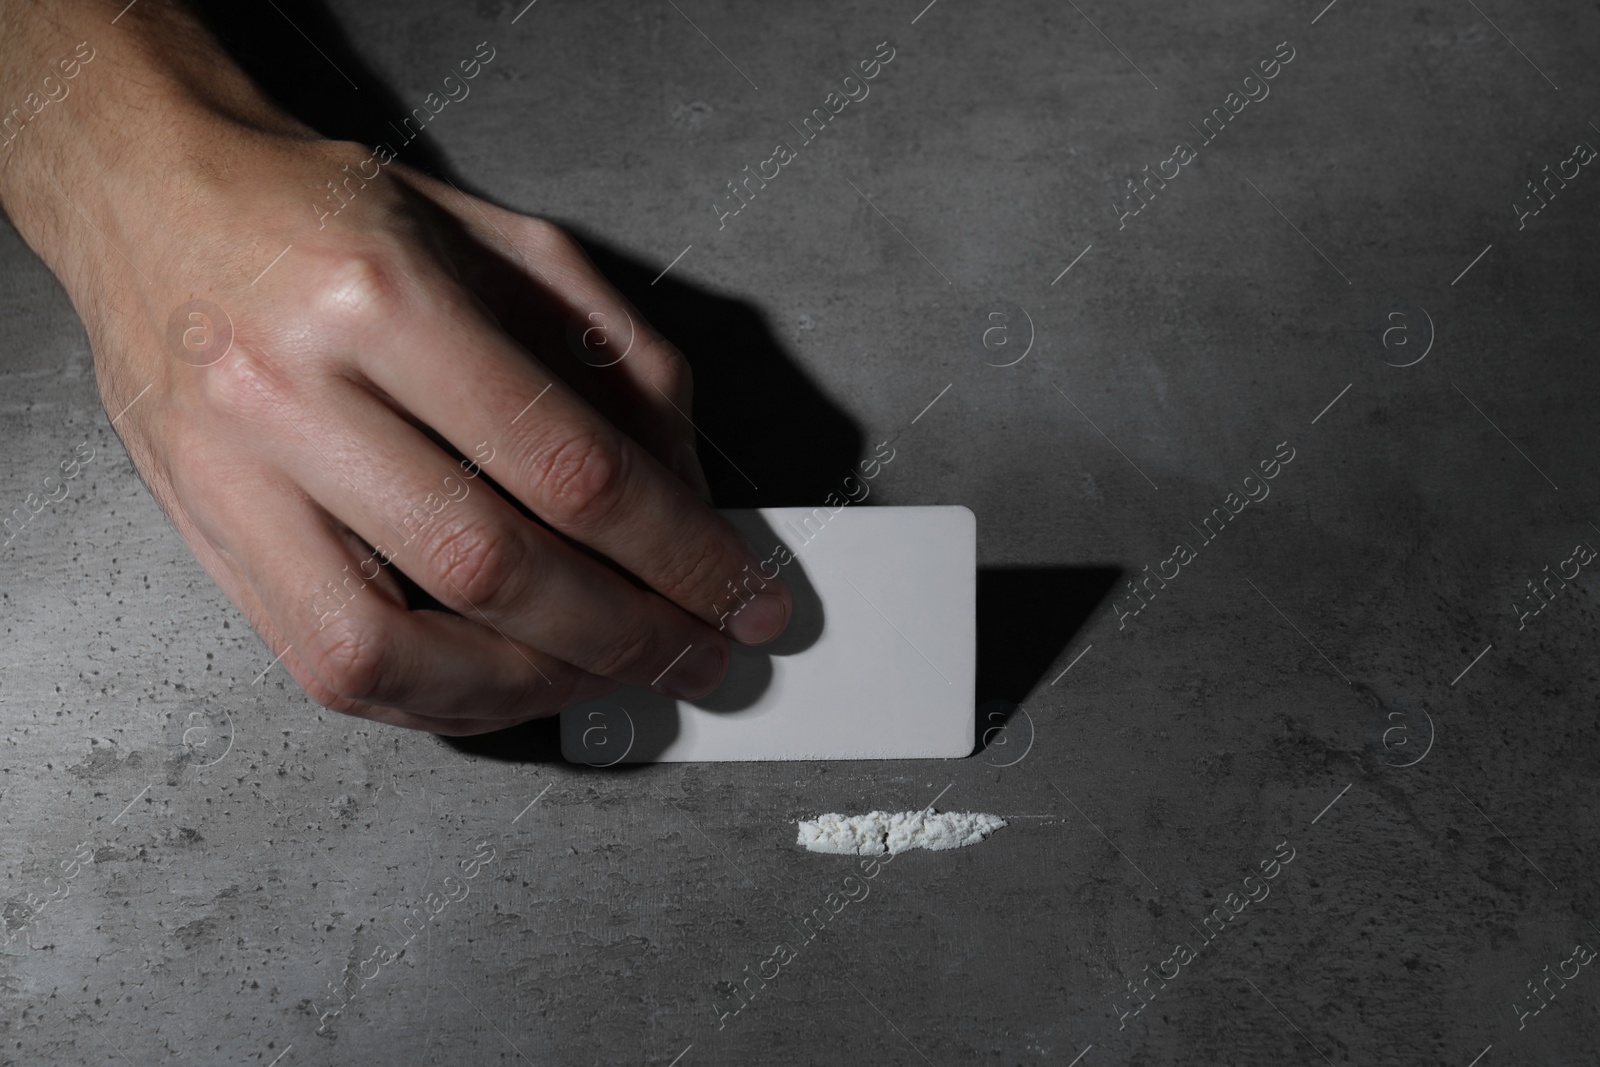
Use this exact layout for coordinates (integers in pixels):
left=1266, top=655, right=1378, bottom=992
left=660, top=643, right=727, bottom=700
left=725, top=592, right=790, bottom=646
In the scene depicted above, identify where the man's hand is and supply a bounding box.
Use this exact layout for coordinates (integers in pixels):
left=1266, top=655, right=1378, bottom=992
left=0, top=0, right=791, bottom=733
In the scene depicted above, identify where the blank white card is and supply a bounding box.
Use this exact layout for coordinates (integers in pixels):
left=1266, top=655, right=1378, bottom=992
left=560, top=505, right=975, bottom=763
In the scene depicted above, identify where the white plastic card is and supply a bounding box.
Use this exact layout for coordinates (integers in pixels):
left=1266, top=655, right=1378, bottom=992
left=560, top=505, right=976, bottom=763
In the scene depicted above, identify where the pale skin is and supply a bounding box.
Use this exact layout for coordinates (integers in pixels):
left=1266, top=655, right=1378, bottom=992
left=0, top=0, right=791, bottom=734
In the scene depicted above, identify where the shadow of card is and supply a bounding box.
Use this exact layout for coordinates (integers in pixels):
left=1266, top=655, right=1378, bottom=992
left=972, top=565, right=1121, bottom=758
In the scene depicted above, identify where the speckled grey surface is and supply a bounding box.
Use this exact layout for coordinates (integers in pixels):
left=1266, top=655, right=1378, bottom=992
left=3, top=1, right=1599, bottom=1064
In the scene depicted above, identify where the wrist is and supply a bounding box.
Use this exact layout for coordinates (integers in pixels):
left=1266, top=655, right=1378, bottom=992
left=0, top=0, right=310, bottom=293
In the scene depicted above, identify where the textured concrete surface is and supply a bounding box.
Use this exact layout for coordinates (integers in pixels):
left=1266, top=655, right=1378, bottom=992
left=3, top=0, right=1599, bottom=1064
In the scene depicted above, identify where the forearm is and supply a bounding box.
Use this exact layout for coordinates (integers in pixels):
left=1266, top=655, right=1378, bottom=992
left=0, top=0, right=308, bottom=290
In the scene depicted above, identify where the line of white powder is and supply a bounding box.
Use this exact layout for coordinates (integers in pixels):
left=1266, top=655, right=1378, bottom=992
left=796, top=810, right=1006, bottom=855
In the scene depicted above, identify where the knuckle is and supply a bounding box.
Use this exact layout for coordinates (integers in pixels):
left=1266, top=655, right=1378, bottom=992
left=304, top=249, right=412, bottom=332
left=519, top=216, right=578, bottom=256
left=304, top=616, right=394, bottom=703
left=642, top=335, right=693, bottom=400
left=422, top=517, right=527, bottom=608
left=585, top=619, right=660, bottom=680
left=656, top=534, right=728, bottom=606
left=202, top=348, right=294, bottom=423
left=531, top=429, right=629, bottom=529
left=304, top=678, right=363, bottom=716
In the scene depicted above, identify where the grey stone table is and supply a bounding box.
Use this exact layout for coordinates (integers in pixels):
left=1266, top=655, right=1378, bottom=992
left=3, top=1, right=1597, bottom=1063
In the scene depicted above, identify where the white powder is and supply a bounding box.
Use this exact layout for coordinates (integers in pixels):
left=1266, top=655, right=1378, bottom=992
left=796, top=810, right=1007, bottom=855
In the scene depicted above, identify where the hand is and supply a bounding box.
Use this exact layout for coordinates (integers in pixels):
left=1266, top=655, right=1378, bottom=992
left=0, top=2, right=791, bottom=734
